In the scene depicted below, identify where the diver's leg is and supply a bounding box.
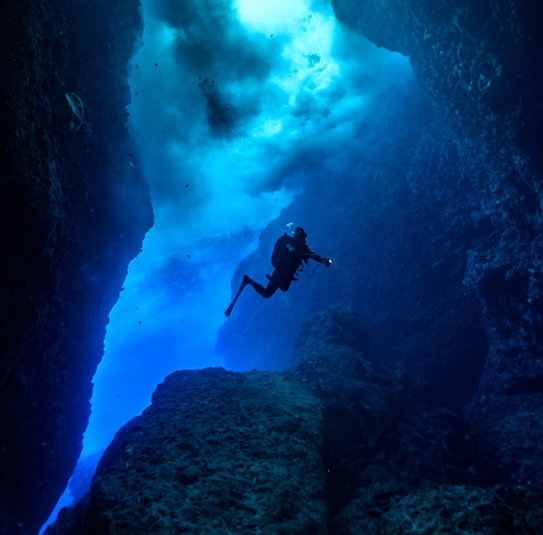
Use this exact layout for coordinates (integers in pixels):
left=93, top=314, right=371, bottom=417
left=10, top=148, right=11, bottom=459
left=279, top=278, right=292, bottom=292
left=246, top=276, right=279, bottom=298
left=225, top=275, right=280, bottom=316
left=224, top=275, right=250, bottom=317
left=249, top=278, right=279, bottom=298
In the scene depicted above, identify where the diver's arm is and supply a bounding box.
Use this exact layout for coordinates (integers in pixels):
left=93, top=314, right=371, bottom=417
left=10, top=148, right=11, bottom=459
left=287, top=244, right=314, bottom=258
left=312, top=253, right=331, bottom=266
left=307, top=248, right=331, bottom=266
left=287, top=245, right=331, bottom=266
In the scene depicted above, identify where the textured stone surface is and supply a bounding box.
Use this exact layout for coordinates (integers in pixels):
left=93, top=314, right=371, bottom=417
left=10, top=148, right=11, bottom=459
left=0, top=0, right=153, bottom=532
left=288, top=307, right=523, bottom=531
left=465, top=392, right=543, bottom=487
left=292, top=307, right=543, bottom=533
left=331, top=0, right=543, bottom=157
left=333, top=484, right=543, bottom=535
left=46, top=368, right=328, bottom=535
left=329, top=0, right=543, bottom=484
left=47, top=308, right=543, bottom=534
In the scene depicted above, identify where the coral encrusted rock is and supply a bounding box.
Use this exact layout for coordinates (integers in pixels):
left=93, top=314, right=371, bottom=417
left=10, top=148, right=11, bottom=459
left=288, top=306, right=538, bottom=532
left=333, top=484, right=543, bottom=535
left=46, top=368, right=328, bottom=535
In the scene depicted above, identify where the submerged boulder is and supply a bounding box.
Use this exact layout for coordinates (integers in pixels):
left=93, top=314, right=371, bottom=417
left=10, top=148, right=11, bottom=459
left=289, top=306, right=541, bottom=532
left=46, top=368, right=327, bottom=535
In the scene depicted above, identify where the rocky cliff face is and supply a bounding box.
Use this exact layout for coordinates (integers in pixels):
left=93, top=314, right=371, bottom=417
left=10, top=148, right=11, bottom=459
left=331, top=0, right=543, bottom=158
left=0, top=0, right=153, bottom=533
left=333, top=0, right=543, bottom=490
left=45, top=307, right=543, bottom=534
left=217, top=0, right=543, bottom=487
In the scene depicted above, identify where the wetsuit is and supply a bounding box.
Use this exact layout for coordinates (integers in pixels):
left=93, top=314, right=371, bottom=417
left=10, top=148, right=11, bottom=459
left=224, top=231, right=328, bottom=317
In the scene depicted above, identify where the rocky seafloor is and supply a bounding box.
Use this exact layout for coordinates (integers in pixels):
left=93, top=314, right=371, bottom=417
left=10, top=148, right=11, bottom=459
left=46, top=307, right=543, bottom=534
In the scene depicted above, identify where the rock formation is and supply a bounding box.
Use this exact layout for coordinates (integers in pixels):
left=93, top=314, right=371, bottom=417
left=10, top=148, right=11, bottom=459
left=333, top=0, right=543, bottom=492
left=45, top=307, right=543, bottom=533
left=45, top=367, right=328, bottom=535
left=0, top=0, right=153, bottom=533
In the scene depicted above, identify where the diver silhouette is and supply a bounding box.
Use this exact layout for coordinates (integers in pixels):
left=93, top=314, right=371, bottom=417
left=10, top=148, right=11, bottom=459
left=225, top=226, right=331, bottom=317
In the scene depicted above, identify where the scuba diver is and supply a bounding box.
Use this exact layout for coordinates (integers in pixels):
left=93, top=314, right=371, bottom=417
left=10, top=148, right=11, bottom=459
left=225, top=225, right=331, bottom=317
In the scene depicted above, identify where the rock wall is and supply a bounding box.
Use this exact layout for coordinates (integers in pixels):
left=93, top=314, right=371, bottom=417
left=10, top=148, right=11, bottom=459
left=0, top=0, right=153, bottom=533
left=290, top=307, right=543, bottom=533
left=331, top=0, right=543, bottom=158
left=217, top=0, right=543, bottom=486
left=331, top=0, right=543, bottom=490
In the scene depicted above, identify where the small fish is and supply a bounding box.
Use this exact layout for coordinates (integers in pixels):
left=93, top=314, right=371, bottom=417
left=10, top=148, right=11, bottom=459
left=127, top=153, right=133, bottom=157
left=65, top=92, right=90, bottom=132
left=155, top=63, right=158, bottom=67
left=185, top=183, right=189, bottom=188
left=136, top=91, right=139, bottom=96
left=116, top=171, right=119, bottom=175
left=126, top=112, right=130, bottom=115
left=138, top=321, right=142, bottom=324
left=187, top=254, right=191, bottom=258
left=136, top=64, right=139, bottom=69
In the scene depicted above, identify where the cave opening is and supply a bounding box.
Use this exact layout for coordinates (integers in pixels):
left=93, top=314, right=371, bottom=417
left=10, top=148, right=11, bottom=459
left=40, top=0, right=481, bottom=530
left=82, top=0, right=414, bottom=461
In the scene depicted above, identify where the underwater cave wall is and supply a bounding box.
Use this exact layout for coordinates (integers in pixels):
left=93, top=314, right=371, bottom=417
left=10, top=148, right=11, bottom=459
left=331, top=0, right=543, bottom=486
left=218, top=0, right=543, bottom=484
left=0, top=0, right=153, bottom=533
